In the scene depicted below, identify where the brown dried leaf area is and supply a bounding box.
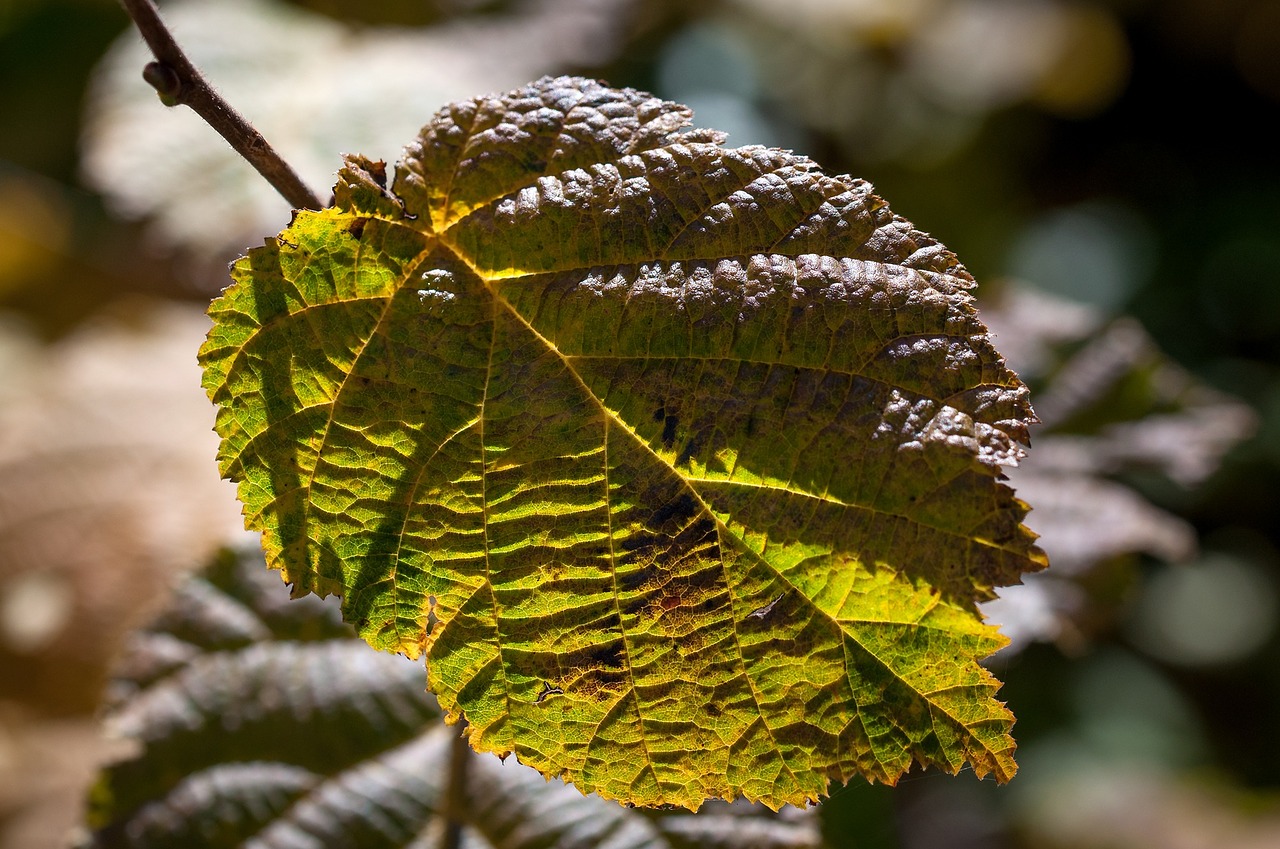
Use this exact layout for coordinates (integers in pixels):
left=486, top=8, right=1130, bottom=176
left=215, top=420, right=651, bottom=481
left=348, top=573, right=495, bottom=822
left=201, top=76, right=1046, bottom=808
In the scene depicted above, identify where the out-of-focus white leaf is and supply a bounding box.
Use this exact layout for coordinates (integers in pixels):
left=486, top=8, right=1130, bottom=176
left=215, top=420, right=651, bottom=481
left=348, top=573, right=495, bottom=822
left=1006, top=472, right=1196, bottom=577
left=980, top=285, right=1100, bottom=378
left=982, top=575, right=1083, bottom=655
left=81, top=0, right=635, bottom=257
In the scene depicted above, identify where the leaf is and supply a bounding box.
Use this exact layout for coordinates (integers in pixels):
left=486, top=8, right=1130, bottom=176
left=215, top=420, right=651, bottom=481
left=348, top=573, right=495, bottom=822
left=976, top=287, right=1257, bottom=651
left=199, top=76, right=1045, bottom=809
left=82, top=544, right=823, bottom=849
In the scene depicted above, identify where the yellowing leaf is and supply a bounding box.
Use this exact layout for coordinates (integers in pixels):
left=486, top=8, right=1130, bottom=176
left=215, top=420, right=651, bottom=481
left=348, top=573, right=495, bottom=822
left=200, top=76, right=1046, bottom=809
left=83, top=545, right=822, bottom=848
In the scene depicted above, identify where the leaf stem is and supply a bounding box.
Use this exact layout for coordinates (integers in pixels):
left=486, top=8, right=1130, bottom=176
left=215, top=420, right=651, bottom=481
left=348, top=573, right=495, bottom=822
left=117, top=0, right=324, bottom=211
left=441, top=723, right=470, bottom=849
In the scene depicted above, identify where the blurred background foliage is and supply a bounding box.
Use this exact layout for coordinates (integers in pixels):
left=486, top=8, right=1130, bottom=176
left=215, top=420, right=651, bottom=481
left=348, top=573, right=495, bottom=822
left=2, top=0, right=1279, bottom=846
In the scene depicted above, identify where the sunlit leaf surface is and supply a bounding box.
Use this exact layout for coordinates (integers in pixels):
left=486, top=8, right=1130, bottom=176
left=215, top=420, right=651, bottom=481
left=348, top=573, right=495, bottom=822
left=200, top=76, right=1046, bottom=808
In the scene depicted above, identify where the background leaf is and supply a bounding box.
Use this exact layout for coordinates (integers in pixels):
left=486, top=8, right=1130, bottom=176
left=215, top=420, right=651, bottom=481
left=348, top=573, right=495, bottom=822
left=82, top=544, right=823, bottom=849
left=977, top=287, right=1258, bottom=652
left=81, top=0, right=641, bottom=260
left=201, top=76, right=1044, bottom=808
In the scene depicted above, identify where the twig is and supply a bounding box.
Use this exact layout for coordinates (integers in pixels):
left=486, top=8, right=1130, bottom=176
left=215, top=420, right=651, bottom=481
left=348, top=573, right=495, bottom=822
left=117, top=0, right=324, bottom=211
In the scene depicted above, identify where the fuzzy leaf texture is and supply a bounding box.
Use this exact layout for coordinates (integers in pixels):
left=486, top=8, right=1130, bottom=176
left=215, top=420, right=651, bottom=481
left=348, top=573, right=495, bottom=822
left=199, top=76, right=1047, bottom=810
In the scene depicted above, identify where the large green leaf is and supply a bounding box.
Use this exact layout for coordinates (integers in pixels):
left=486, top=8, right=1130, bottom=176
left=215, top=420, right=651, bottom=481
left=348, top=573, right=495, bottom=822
left=200, top=76, right=1046, bottom=809
left=83, top=544, right=821, bottom=848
